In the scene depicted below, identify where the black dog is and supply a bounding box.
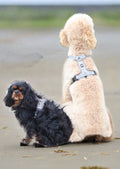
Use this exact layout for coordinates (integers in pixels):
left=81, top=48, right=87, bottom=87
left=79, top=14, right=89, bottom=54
left=4, top=81, right=73, bottom=147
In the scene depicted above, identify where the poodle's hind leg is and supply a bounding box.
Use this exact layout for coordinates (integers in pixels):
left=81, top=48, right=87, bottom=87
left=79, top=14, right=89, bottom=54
left=84, top=135, right=113, bottom=143
left=95, top=135, right=113, bottom=142
left=98, top=109, right=113, bottom=142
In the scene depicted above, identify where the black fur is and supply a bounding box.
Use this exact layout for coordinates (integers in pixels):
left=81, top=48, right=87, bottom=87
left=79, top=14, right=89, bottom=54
left=4, top=81, right=73, bottom=147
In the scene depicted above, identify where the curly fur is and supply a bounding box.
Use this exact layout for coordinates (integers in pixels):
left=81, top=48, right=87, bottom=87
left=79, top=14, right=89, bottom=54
left=59, top=13, right=113, bottom=142
left=4, top=81, right=73, bottom=147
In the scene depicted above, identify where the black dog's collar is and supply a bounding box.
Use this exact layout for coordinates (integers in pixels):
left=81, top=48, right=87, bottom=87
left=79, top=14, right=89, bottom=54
left=34, top=98, right=46, bottom=119
left=68, top=54, right=97, bottom=83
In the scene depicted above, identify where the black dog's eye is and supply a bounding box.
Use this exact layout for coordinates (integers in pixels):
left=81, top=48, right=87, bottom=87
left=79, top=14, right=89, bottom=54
left=19, top=87, right=23, bottom=91
left=13, top=86, right=17, bottom=90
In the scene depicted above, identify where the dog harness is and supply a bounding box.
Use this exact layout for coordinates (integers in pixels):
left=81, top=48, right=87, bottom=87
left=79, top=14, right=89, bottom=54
left=68, top=54, right=96, bottom=83
left=34, top=98, right=46, bottom=119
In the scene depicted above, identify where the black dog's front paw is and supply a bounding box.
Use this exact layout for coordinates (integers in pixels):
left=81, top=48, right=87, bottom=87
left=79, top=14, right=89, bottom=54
left=20, top=142, right=29, bottom=146
left=20, top=138, right=30, bottom=146
left=33, top=142, right=47, bottom=148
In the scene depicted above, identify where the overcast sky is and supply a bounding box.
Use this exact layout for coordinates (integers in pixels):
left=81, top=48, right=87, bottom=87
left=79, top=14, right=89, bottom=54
left=0, top=0, right=120, bottom=5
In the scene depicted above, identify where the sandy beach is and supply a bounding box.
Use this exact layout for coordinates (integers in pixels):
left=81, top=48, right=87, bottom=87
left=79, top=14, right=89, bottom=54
left=0, top=27, right=120, bottom=169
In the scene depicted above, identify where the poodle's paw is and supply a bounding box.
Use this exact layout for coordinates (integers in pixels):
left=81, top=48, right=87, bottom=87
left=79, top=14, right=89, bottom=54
left=69, top=131, right=84, bottom=143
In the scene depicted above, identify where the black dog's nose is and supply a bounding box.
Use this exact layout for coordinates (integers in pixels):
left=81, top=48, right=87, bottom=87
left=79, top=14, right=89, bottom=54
left=14, top=90, right=19, bottom=95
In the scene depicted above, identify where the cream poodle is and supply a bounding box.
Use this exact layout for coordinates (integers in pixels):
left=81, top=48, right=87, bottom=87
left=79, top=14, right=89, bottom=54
left=59, top=13, right=113, bottom=142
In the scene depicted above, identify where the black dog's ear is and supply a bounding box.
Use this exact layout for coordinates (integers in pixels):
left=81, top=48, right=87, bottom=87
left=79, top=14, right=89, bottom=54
left=4, top=88, right=14, bottom=107
left=22, top=85, right=37, bottom=109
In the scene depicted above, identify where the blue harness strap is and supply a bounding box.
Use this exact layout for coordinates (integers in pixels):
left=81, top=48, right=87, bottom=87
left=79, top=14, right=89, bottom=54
left=34, top=98, right=46, bottom=119
left=68, top=54, right=96, bottom=83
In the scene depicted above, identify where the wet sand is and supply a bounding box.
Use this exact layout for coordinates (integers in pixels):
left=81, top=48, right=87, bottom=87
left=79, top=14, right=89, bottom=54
left=0, top=28, right=120, bottom=169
